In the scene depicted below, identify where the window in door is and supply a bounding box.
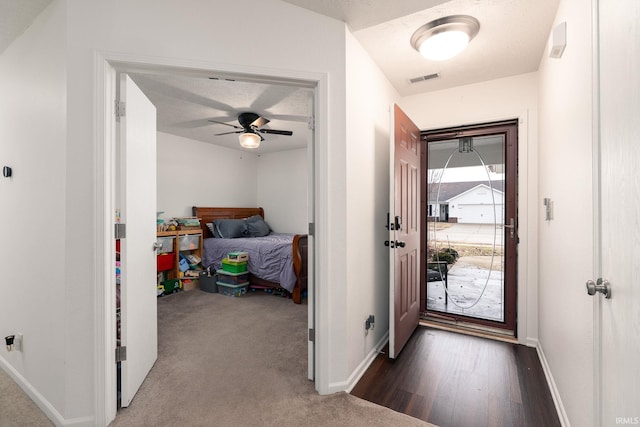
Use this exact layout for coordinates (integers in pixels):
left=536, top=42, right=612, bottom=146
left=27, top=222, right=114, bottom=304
left=421, top=120, right=517, bottom=333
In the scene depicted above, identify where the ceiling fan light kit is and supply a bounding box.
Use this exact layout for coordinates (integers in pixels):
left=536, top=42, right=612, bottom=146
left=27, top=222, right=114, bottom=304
left=410, top=15, right=480, bottom=61
left=210, top=111, right=293, bottom=149
left=239, top=131, right=262, bottom=149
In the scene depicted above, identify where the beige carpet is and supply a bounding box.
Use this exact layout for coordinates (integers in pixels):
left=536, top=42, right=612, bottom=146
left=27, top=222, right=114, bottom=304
left=111, top=289, right=432, bottom=427
left=0, top=366, right=53, bottom=427
left=1, top=289, right=432, bottom=426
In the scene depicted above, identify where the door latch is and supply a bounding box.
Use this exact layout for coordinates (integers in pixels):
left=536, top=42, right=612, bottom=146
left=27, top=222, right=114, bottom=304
left=504, top=217, right=515, bottom=239
left=384, top=240, right=406, bottom=248
left=586, top=278, right=612, bottom=299
left=386, top=214, right=403, bottom=231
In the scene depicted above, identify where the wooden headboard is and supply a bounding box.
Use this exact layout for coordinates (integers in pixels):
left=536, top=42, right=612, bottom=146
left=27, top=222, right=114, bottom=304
left=191, top=207, right=265, bottom=238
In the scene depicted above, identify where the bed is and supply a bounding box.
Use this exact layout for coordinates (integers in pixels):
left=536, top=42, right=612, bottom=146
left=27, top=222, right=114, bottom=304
left=192, top=207, right=308, bottom=304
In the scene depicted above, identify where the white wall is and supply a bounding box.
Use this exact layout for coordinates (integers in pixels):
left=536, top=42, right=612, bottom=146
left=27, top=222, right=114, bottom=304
left=401, top=72, right=540, bottom=345
left=344, top=31, right=400, bottom=388
left=156, top=132, right=308, bottom=233
left=537, top=0, right=594, bottom=425
left=0, top=0, right=347, bottom=423
left=156, top=132, right=259, bottom=219
left=257, top=148, right=308, bottom=234
left=0, top=1, right=70, bottom=422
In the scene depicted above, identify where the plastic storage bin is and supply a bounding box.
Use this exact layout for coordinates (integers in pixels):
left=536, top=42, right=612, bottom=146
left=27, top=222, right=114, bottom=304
left=181, top=278, right=199, bottom=291
left=217, top=282, right=249, bottom=297
left=157, top=253, right=175, bottom=272
left=217, top=270, right=249, bottom=285
left=221, top=258, right=247, bottom=273
left=156, top=236, right=175, bottom=254
left=199, top=271, right=218, bottom=293
left=228, top=251, right=249, bottom=262
left=179, top=234, right=200, bottom=250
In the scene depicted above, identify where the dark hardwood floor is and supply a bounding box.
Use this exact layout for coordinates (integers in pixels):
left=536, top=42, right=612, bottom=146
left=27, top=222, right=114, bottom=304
left=351, top=326, right=561, bottom=427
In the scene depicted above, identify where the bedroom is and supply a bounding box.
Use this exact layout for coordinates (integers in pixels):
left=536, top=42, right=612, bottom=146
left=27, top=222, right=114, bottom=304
left=129, top=69, right=314, bottom=376
left=141, top=71, right=313, bottom=301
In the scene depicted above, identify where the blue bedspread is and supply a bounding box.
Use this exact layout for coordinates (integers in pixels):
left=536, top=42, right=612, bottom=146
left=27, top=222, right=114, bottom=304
left=202, top=233, right=297, bottom=292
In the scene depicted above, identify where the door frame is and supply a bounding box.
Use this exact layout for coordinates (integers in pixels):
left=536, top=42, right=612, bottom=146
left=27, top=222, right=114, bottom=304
left=420, top=120, right=519, bottom=333
left=93, top=52, right=327, bottom=426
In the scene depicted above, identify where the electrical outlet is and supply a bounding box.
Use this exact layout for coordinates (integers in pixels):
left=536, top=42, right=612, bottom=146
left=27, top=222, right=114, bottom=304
left=364, top=314, right=376, bottom=336
left=4, top=334, right=21, bottom=352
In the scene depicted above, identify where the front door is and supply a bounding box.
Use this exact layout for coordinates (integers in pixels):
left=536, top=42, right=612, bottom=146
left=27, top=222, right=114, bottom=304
left=118, top=74, right=158, bottom=407
left=422, top=121, right=518, bottom=333
left=595, top=0, right=640, bottom=423
left=388, top=104, right=421, bottom=359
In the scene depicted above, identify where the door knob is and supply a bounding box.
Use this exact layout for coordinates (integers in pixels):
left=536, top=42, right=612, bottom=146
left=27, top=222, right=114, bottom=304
left=586, top=278, right=611, bottom=299
left=153, top=242, right=162, bottom=251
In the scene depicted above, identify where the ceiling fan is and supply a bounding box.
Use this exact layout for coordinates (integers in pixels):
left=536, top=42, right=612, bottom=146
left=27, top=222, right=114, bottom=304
left=209, top=112, right=293, bottom=148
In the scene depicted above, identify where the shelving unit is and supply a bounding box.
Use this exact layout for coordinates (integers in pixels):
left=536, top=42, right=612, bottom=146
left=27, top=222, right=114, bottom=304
left=156, top=228, right=203, bottom=291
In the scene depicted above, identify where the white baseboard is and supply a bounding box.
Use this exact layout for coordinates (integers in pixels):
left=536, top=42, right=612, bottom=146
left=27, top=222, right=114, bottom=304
left=0, top=356, right=64, bottom=425
left=0, top=357, right=94, bottom=427
left=534, top=340, right=571, bottom=427
left=344, top=331, right=389, bottom=393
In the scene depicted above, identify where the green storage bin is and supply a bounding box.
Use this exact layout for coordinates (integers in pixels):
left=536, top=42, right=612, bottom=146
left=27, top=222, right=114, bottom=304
left=221, top=258, right=247, bottom=273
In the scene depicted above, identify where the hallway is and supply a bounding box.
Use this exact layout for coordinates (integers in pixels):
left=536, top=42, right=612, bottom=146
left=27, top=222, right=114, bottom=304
left=351, top=327, right=561, bottom=427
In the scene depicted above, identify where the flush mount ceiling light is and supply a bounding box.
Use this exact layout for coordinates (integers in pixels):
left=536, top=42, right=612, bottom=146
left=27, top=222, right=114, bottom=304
left=238, top=131, right=262, bottom=149
left=410, top=15, right=480, bottom=61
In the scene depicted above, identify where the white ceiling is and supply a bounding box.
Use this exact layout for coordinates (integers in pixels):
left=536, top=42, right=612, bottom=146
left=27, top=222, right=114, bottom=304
left=1, top=0, right=559, bottom=153
left=128, top=72, right=313, bottom=154
left=0, top=0, right=52, bottom=55
left=284, top=0, right=560, bottom=96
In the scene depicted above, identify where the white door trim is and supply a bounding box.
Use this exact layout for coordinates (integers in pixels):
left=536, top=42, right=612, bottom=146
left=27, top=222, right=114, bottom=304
left=93, top=51, right=328, bottom=426
left=591, top=0, right=602, bottom=424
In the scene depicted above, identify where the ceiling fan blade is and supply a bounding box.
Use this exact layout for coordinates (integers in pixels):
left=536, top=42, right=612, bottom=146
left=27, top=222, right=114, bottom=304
left=214, top=130, right=243, bottom=136
left=250, top=116, right=270, bottom=128
left=208, top=119, right=242, bottom=129
left=259, top=129, right=293, bottom=136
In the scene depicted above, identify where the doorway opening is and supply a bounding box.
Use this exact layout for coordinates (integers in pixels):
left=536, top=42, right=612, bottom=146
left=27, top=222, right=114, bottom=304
left=98, top=57, right=322, bottom=423
left=420, top=120, right=518, bottom=334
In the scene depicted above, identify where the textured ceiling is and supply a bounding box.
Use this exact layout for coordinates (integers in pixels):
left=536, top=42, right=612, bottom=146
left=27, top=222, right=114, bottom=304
left=130, top=73, right=313, bottom=154
left=0, top=0, right=52, bottom=55
left=285, top=0, right=560, bottom=96
left=279, top=0, right=450, bottom=31
left=1, top=0, right=560, bottom=152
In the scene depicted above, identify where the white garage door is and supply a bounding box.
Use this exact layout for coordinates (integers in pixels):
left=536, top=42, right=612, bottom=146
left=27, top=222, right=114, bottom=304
left=458, top=204, right=504, bottom=224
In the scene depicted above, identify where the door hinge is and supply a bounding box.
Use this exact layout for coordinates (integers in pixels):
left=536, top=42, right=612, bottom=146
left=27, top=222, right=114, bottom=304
left=115, top=101, right=126, bottom=118
left=115, top=223, right=126, bottom=239
left=115, top=346, right=127, bottom=362
left=308, top=328, right=315, bottom=342
left=308, top=116, right=315, bottom=130
left=308, top=222, right=315, bottom=236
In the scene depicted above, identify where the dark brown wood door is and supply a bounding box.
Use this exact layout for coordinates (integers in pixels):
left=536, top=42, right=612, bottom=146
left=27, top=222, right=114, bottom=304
left=389, top=104, right=421, bottom=358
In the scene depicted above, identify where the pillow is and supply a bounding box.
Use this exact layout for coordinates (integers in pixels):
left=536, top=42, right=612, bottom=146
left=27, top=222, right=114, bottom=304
left=245, top=214, right=271, bottom=237
left=206, top=222, right=222, bottom=238
left=213, top=219, right=247, bottom=238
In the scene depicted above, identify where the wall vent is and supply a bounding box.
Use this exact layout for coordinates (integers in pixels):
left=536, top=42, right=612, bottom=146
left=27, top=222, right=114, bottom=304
left=409, top=73, right=440, bottom=84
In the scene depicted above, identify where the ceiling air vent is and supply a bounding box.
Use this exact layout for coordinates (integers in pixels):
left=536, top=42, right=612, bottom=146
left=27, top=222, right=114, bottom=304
left=409, top=73, right=440, bottom=84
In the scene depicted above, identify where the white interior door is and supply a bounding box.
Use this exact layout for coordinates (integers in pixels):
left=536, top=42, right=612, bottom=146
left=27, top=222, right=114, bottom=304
left=596, top=0, right=640, bottom=424
left=307, top=94, right=315, bottom=381
left=389, top=104, right=421, bottom=359
left=119, top=74, right=158, bottom=407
